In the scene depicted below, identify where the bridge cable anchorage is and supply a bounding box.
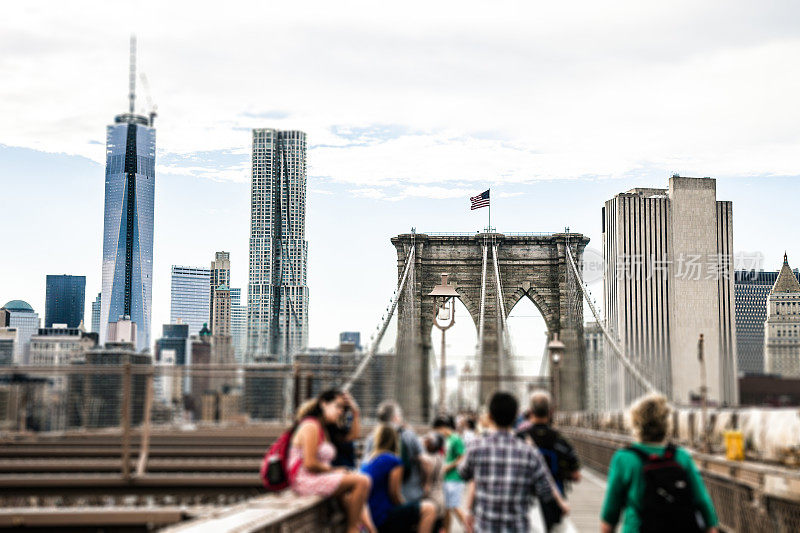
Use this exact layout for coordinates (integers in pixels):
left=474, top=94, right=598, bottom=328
left=563, top=245, right=658, bottom=394
left=491, top=244, right=514, bottom=388
left=343, top=245, right=416, bottom=391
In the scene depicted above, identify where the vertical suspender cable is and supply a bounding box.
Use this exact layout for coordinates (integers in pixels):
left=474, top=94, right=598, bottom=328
left=478, top=242, right=488, bottom=356
left=492, top=244, right=512, bottom=388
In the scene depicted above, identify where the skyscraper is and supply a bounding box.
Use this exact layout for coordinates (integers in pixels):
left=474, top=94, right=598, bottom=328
left=209, top=252, right=230, bottom=333
left=735, top=268, right=800, bottom=374
left=100, top=36, right=156, bottom=352
left=764, top=254, right=800, bottom=377
left=248, top=129, right=309, bottom=360
left=45, top=275, right=86, bottom=328
left=91, top=293, right=101, bottom=334
left=170, top=266, right=211, bottom=335
left=230, top=288, right=247, bottom=363
left=211, top=284, right=231, bottom=337
left=602, top=176, right=738, bottom=408
left=211, top=283, right=234, bottom=371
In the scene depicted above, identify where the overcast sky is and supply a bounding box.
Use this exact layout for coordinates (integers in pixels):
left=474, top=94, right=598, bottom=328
left=2, top=1, right=799, bottom=367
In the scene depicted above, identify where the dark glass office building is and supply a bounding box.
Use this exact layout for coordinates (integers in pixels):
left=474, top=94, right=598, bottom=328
left=735, top=269, right=800, bottom=374
left=155, top=323, right=189, bottom=365
left=45, top=275, right=86, bottom=328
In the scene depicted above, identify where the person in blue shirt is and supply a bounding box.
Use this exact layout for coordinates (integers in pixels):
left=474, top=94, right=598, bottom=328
left=361, top=424, right=437, bottom=533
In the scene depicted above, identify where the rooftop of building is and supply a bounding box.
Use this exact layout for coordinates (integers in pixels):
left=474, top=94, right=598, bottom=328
left=113, top=112, right=151, bottom=126
left=623, top=187, right=668, bottom=198
left=772, top=253, right=800, bottom=294
left=2, top=300, right=34, bottom=313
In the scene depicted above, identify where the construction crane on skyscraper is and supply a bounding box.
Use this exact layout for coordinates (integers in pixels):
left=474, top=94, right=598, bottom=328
left=139, top=72, right=158, bottom=126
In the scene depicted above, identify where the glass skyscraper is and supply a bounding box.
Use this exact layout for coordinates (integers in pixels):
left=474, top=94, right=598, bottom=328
left=45, top=275, right=86, bottom=328
left=735, top=268, right=800, bottom=374
left=248, top=129, right=309, bottom=361
left=170, top=266, right=211, bottom=336
left=91, top=293, right=101, bottom=333
left=99, top=37, right=156, bottom=352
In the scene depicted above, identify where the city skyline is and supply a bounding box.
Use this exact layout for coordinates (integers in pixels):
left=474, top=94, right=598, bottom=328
left=4, top=5, right=800, bottom=529
left=2, top=2, right=800, bottom=358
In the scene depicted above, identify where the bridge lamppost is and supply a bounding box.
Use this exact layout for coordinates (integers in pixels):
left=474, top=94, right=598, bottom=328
left=548, top=332, right=565, bottom=417
left=429, top=274, right=460, bottom=414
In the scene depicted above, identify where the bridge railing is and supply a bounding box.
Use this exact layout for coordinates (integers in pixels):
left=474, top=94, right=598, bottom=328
left=0, top=359, right=396, bottom=438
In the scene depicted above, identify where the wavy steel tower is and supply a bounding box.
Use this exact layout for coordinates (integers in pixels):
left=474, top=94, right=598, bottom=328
left=100, top=36, right=156, bottom=352
left=247, top=129, right=309, bottom=361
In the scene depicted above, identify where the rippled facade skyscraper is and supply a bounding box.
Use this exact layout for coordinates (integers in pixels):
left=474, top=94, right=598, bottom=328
left=99, top=37, right=156, bottom=352
left=248, top=129, right=309, bottom=361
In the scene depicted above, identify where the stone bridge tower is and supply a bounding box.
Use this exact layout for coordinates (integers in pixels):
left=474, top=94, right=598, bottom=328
left=391, top=232, right=589, bottom=422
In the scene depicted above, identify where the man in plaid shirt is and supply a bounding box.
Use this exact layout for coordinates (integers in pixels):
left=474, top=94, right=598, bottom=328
left=458, top=391, right=570, bottom=532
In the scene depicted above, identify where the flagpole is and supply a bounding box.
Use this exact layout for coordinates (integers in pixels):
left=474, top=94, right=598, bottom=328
left=488, top=189, right=491, bottom=232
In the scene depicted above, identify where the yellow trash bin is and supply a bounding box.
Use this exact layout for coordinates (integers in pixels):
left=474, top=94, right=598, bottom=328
left=725, top=430, right=744, bottom=461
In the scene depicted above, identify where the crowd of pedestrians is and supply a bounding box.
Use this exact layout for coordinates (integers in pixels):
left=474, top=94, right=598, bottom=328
left=276, top=387, right=720, bottom=533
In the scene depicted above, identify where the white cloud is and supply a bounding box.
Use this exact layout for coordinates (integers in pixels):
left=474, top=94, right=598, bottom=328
left=2, top=0, right=800, bottom=191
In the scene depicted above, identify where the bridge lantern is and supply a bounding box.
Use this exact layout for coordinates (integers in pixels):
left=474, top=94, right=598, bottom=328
left=428, top=274, right=460, bottom=299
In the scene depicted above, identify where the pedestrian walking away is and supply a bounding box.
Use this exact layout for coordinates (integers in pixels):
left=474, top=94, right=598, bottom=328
left=600, top=394, right=719, bottom=533
left=517, top=390, right=581, bottom=496
left=459, top=391, right=570, bottom=533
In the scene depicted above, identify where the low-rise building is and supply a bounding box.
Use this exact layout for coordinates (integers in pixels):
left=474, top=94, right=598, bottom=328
left=0, top=300, right=40, bottom=363
left=0, top=328, right=17, bottom=366
left=29, top=325, right=98, bottom=366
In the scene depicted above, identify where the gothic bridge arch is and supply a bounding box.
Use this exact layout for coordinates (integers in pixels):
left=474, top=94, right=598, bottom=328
left=391, top=232, right=589, bottom=421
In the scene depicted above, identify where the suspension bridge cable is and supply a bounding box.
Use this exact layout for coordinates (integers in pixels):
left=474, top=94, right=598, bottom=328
left=343, top=245, right=416, bottom=391
left=563, top=245, right=658, bottom=393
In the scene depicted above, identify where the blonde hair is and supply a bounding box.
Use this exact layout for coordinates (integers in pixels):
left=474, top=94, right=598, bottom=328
left=371, top=423, right=399, bottom=458
left=630, top=394, right=671, bottom=443
left=295, top=398, right=318, bottom=422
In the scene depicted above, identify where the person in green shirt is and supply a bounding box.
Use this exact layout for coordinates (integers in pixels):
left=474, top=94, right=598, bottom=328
left=434, top=415, right=468, bottom=533
left=600, top=394, right=720, bottom=533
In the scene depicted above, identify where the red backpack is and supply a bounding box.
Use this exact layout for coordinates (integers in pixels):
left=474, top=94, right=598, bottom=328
left=260, top=418, right=323, bottom=491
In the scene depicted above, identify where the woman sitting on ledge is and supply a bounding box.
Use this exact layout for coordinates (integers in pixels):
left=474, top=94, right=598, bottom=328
left=361, top=423, right=437, bottom=533
left=289, top=388, right=375, bottom=533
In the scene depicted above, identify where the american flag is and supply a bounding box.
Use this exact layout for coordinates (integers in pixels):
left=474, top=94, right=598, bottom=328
left=470, top=189, right=490, bottom=210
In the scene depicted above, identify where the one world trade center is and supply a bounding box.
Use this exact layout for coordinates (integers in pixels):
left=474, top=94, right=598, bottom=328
left=100, top=36, right=156, bottom=352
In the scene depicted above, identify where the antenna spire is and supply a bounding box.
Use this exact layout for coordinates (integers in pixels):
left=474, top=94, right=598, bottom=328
left=128, top=35, right=137, bottom=114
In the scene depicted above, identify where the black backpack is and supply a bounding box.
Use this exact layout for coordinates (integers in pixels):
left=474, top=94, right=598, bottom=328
left=626, top=444, right=705, bottom=533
